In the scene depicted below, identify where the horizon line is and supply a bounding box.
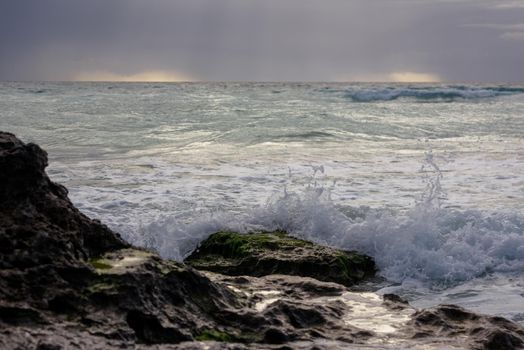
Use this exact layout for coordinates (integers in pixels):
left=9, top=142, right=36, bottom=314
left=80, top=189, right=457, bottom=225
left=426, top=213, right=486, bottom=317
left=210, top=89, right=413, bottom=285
left=1, top=80, right=523, bottom=84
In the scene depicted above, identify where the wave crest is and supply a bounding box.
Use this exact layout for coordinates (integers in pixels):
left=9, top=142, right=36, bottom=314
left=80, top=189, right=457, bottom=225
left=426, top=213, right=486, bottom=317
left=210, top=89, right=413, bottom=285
left=131, top=185, right=524, bottom=288
left=339, top=85, right=524, bottom=102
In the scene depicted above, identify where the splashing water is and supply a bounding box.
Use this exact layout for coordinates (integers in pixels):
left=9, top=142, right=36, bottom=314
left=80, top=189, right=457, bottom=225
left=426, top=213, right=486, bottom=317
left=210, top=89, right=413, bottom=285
left=135, top=156, right=524, bottom=290
left=418, top=150, right=447, bottom=208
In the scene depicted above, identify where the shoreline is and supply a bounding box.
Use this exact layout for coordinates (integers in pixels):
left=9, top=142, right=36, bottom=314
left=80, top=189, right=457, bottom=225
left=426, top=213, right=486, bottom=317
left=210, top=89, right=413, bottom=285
left=1, top=131, right=523, bottom=349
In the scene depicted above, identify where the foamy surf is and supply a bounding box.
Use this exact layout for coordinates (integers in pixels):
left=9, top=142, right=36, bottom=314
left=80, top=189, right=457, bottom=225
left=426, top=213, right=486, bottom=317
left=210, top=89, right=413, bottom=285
left=134, top=185, right=524, bottom=286
left=2, top=81, right=523, bottom=324
left=127, top=184, right=524, bottom=324
left=124, top=152, right=524, bottom=288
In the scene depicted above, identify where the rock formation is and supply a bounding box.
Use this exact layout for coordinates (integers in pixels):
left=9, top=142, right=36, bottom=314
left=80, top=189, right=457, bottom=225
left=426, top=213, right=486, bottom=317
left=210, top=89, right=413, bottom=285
left=1, top=131, right=523, bottom=350
left=185, top=231, right=376, bottom=286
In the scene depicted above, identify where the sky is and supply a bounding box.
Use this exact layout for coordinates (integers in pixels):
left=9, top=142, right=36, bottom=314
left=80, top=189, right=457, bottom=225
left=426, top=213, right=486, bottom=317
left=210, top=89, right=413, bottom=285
left=1, top=0, right=523, bottom=82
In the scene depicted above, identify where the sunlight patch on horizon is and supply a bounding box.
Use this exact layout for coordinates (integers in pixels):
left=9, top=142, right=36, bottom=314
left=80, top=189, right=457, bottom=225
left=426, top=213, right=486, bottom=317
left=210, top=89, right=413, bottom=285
left=388, top=71, right=441, bottom=83
left=351, top=71, right=441, bottom=83
left=73, top=70, right=194, bottom=82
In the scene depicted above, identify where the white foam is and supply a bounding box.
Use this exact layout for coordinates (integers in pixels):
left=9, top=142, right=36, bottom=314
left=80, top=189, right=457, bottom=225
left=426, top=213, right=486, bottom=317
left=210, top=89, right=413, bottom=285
left=135, top=183, right=524, bottom=288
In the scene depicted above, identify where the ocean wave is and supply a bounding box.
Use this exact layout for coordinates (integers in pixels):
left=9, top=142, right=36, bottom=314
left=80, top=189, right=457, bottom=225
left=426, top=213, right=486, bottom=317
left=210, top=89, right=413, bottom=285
left=130, top=186, right=524, bottom=288
left=250, top=190, right=524, bottom=287
left=341, top=86, right=524, bottom=102
left=275, top=131, right=335, bottom=140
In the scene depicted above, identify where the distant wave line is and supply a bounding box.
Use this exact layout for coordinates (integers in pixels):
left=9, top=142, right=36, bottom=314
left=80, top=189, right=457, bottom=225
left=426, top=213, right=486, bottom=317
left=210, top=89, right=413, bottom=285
left=342, top=86, right=524, bottom=102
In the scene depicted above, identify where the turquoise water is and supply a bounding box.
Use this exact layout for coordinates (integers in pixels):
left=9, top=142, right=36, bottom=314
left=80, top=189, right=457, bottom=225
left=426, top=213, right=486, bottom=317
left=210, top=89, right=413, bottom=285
left=1, top=82, right=523, bottom=322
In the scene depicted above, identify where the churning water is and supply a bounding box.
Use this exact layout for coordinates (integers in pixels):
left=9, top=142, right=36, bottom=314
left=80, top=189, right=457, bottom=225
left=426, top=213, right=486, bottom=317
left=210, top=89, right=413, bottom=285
left=1, top=82, right=523, bottom=322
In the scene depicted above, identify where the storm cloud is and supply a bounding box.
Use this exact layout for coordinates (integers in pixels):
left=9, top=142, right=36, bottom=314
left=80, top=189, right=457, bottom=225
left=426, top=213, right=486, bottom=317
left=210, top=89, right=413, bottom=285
left=1, top=0, right=523, bottom=82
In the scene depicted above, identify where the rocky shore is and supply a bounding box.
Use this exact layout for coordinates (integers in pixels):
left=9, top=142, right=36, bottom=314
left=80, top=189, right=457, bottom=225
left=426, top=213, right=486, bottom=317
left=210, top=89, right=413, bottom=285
left=1, top=131, right=523, bottom=349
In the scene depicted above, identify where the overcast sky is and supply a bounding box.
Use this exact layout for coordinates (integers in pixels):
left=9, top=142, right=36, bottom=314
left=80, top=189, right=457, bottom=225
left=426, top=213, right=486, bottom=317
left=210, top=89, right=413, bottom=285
left=1, top=0, right=523, bottom=82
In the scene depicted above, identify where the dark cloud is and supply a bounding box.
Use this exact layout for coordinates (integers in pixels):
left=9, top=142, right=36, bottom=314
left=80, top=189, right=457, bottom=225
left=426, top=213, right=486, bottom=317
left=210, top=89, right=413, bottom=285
left=1, top=0, right=523, bottom=82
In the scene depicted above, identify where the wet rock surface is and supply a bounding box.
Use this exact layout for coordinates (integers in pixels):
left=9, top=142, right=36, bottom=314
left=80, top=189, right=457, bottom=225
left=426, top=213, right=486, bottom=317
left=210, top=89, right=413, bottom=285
left=0, top=131, right=128, bottom=329
left=0, top=132, right=239, bottom=348
left=408, top=304, right=524, bottom=350
left=1, top=131, right=523, bottom=350
left=185, top=231, right=376, bottom=287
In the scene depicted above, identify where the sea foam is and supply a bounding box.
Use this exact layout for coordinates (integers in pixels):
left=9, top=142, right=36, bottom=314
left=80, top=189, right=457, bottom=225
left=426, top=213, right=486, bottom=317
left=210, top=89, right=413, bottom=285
left=130, top=154, right=524, bottom=287
left=133, top=177, right=524, bottom=288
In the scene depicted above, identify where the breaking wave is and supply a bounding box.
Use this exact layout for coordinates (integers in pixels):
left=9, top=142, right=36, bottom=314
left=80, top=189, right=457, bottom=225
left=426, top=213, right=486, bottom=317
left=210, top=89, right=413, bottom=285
left=340, top=85, right=524, bottom=102
left=132, top=187, right=524, bottom=288
left=131, top=156, right=524, bottom=288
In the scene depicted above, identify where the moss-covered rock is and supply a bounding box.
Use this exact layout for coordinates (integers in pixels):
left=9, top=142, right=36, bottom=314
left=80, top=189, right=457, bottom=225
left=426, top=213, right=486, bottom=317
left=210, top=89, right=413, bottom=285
left=185, top=231, right=375, bottom=287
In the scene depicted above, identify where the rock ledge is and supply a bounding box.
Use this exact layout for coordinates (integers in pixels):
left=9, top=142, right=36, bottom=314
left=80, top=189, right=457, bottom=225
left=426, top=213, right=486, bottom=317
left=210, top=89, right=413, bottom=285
left=1, top=131, right=523, bottom=350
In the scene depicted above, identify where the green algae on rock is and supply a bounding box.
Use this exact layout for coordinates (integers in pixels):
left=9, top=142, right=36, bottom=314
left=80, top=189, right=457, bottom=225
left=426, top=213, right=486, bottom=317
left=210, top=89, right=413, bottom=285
left=185, top=231, right=376, bottom=287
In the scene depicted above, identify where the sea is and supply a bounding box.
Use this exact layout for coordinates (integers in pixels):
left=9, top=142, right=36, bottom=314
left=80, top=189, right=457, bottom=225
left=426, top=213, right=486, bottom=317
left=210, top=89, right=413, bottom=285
left=1, top=82, right=523, bottom=323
